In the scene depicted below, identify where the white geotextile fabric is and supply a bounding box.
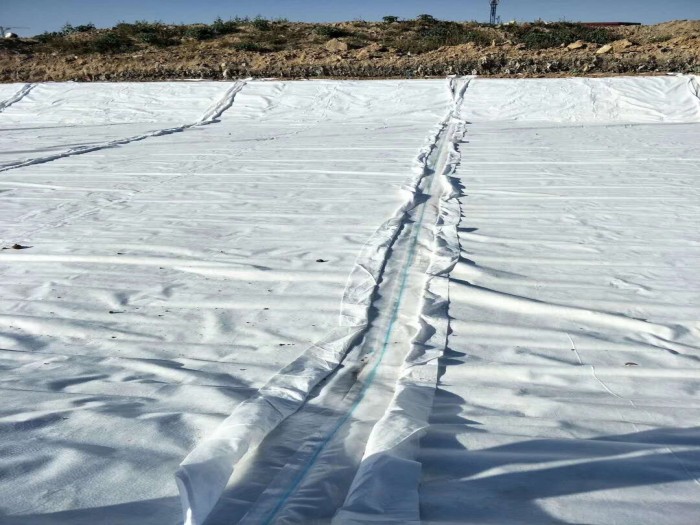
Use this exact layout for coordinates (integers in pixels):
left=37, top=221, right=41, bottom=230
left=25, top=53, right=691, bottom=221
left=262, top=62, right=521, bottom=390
left=0, top=79, right=449, bottom=524
left=0, top=82, right=241, bottom=168
left=175, top=78, right=460, bottom=525
left=1, top=76, right=699, bottom=525
left=464, top=75, right=700, bottom=123
left=335, top=78, right=470, bottom=524
left=417, top=76, right=700, bottom=525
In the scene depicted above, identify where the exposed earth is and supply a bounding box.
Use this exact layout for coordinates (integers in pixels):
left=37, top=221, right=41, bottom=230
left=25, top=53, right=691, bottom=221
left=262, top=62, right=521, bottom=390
left=0, top=18, right=698, bottom=81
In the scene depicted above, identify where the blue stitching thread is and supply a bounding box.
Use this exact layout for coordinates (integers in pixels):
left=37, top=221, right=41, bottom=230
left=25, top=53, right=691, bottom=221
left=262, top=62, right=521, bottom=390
left=258, top=145, right=443, bottom=525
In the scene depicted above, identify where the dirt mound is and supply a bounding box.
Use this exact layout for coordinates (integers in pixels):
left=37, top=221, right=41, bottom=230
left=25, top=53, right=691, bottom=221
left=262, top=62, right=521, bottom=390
left=0, top=19, right=697, bottom=81
left=621, top=20, right=700, bottom=42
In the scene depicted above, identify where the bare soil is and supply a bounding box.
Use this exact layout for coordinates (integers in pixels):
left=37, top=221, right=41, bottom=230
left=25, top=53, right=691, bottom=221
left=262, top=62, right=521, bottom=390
left=1, top=20, right=698, bottom=82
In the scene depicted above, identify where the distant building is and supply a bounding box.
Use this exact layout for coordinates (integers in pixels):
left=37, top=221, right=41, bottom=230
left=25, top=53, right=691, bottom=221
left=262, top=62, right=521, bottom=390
left=580, top=22, right=642, bottom=27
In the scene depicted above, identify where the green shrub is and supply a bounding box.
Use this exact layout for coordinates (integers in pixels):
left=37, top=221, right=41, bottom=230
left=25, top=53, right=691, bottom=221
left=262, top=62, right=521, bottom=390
left=116, top=20, right=178, bottom=46
left=211, top=17, right=239, bottom=36
left=251, top=17, right=271, bottom=31
left=416, top=14, right=438, bottom=24
left=112, top=21, right=134, bottom=34
left=61, top=23, right=95, bottom=35
left=35, top=31, right=62, bottom=43
left=233, top=41, right=262, bottom=52
left=136, top=31, right=176, bottom=46
left=506, top=22, right=617, bottom=49
left=113, top=20, right=172, bottom=37
left=37, top=28, right=129, bottom=54
left=131, top=20, right=160, bottom=31
left=313, top=25, right=349, bottom=39
left=382, top=16, right=400, bottom=24
left=232, top=39, right=282, bottom=52
left=91, top=31, right=134, bottom=53
left=385, top=21, right=491, bottom=54
left=75, top=23, right=96, bottom=33
left=184, top=25, right=214, bottom=41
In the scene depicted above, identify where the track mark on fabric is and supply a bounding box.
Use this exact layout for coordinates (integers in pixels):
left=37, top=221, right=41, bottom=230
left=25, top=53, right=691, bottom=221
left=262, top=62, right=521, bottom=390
left=0, top=81, right=247, bottom=173
left=0, top=83, right=35, bottom=113
left=175, top=77, right=470, bottom=525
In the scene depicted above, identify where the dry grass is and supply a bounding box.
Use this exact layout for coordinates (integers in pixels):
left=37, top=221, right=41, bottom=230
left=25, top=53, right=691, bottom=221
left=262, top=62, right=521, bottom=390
left=1, top=18, right=697, bottom=81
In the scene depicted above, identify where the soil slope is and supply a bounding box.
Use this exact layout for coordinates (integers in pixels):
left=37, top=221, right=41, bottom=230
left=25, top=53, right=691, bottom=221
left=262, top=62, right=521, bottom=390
left=0, top=19, right=698, bottom=81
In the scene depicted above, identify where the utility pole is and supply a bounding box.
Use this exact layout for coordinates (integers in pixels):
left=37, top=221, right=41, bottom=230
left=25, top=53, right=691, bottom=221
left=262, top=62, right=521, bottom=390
left=490, top=0, right=500, bottom=25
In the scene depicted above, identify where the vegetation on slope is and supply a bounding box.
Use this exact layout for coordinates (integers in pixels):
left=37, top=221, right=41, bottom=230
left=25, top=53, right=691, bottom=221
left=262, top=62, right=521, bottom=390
left=0, top=16, right=697, bottom=81
left=13, top=16, right=622, bottom=55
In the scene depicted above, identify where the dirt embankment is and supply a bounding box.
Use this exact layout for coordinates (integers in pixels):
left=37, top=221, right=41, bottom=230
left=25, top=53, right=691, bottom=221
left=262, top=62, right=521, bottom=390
left=1, top=19, right=698, bottom=81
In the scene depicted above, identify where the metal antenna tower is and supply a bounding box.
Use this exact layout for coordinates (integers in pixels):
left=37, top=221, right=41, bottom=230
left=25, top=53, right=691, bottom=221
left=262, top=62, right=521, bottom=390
left=490, top=0, right=500, bottom=25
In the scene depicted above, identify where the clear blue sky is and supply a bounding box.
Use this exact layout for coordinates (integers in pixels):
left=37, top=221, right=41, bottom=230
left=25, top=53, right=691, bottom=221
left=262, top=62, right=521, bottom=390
left=2, top=0, right=698, bottom=37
